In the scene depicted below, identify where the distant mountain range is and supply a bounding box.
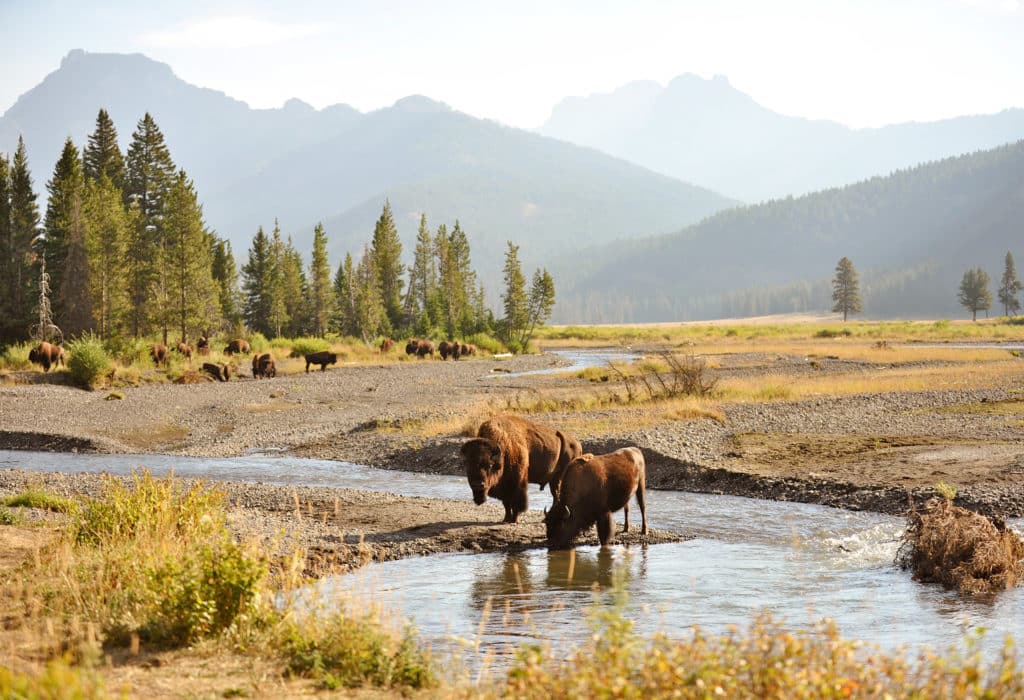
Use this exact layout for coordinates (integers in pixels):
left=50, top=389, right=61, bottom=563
left=555, top=141, right=1024, bottom=322
left=539, top=74, right=1024, bottom=203
left=0, top=50, right=735, bottom=299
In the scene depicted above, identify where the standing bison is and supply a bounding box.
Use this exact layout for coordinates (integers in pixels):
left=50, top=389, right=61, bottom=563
left=223, top=339, right=251, bottom=355
left=196, top=336, right=210, bottom=356
left=176, top=341, right=193, bottom=361
left=28, top=342, right=65, bottom=372
left=416, top=339, right=434, bottom=358
left=305, top=351, right=337, bottom=372
left=544, top=447, right=648, bottom=550
left=405, top=339, right=418, bottom=356
left=150, top=343, right=168, bottom=367
left=460, top=415, right=584, bottom=524
left=380, top=338, right=395, bottom=353
left=252, top=352, right=276, bottom=379
left=438, top=340, right=455, bottom=360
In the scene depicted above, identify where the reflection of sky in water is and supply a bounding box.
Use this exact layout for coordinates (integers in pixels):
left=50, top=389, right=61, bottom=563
left=487, top=349, right=638, bottom=379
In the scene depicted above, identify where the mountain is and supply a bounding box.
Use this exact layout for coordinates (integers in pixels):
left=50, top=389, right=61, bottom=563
left=539, top=74, right=1024, bottom=203
left=0, top=50, right=736, bottom=299
left=556, top=141, right=1024, bottom=322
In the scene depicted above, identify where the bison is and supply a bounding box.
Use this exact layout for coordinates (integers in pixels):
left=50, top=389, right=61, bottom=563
left=459, top=342, right=476, bottom=358
left=252, top=352, right=276, bottom=379
left=416, top=339, right=435, bottom=358
left=544, top=446, right=648, bottom=550
left=438, top=340, right=455, bottom=360
left=405, top=339, right=418, bottom=356
left=202, top=362, right=231, bottom=382
left=28, top=342, right=65, bottom=372
left=460, top=414, right=584, bottom=524
left=223, top=339, right=251, bottom=355
left=380, top=338, right=395, bottom=353
left=196, top=336, right=210, bottom=356
left=176, top=341, right=193, bottom=360
left=305, top=350, right=337, bottom=372
left=150, top=343, right=169, bottom=367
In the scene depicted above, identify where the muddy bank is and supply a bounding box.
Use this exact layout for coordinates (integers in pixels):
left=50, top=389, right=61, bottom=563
left=0, top=469, right=684, bottom=576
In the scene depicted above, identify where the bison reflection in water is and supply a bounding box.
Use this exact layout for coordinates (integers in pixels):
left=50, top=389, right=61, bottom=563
left=460, top=415, right=583, bottom=523
left=545, top=447, right=648, bottom=550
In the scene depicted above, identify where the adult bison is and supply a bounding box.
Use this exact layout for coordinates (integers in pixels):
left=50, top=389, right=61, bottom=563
left=223, top=339, right=251, bottom=356
left=460, top=415, right=584, bottom=524
left=459, top=342, right=476, bottom=358
left=380, top=338, right=395, bottom=353
left=202, top=362, right=231, bottom=382
left=150, top=343, right=169, bottom=367
left=405, top=339, right=418, bottom=356
left=438, top=340, right=455, bottom=360
left=305, top=350, right=337, bottom=372
left=544, top=447, right=648, bottom=550
left=416, top=339, right=435, bottom=358
left=252, top=352, right=276, bottom=379
left=28, top=342, right=65, bottom=372
left=196, top=336, right=210, bottom=356
left=176, top=341, right=193, bottom=360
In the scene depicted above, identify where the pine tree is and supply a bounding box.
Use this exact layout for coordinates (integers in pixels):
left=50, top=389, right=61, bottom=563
left=525, top=267, right=556, bottom=347
left=267, top=222, right=289, bottom=338
left=308, top=223, right=333, bottom=337
left=404, top=213, right=436, bottom=332
left=242, top=226, right=273, bottom=337
left=60, top=190, right=93, bottom=336
left=5, top=137, right=41, bottom=344
left=83, top=176, right=130, bottom=339
left=43, top=138, right=85, bottom=326
left=0, top=154, right=13, bottom=344
left=211, top=238, right=243, bottom=332
left=958, top=267, right=992, bottom=321
left=354, top=246, right=384, bottom=344
left=163, top=171, right=216, bottom=343
left=83, top=109, right=125, bottom=190
left=448, top=221, right=476, bottom=335
left=502, top=241, right=528, bottom=348
left=332, top=253, right=357, bottom=337
left=370, top=201, right=404, bottom=333
left=281, top=237, right=309, bottom=337
left=831, top=256, right=862, bottom=322
left=998, top=252, right=1022, bottom=317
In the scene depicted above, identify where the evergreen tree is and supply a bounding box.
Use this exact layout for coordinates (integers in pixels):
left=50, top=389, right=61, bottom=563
left=370, top=201, right=404, bottom=332
left=525, top=267, right=556, bottom=347
left=163, top=171, right=216, bottom=343
left=83, top=109, right=125, bottom=190
left=267, top=222, right=289, bottom=338
left=0, top=154, right=13, bottom=344
left=308, top=223, right=333, bottom=337
left=354, top=246, right=384, bottom=344
left=43, top=138, right=85, bottom=326
left=281, top=237, right=309, bottom=337
left=5, top=137, right=41, bottom=344
left=83, top=176, right=130, bottom=340
left=242, top=226, right=273, bottom=337
left=501, top=241, right=528, bottom=347
left=211, top=238, right=243, bottom=332
left=332, top=253, right=357, bottom=337
left=60, top=190, right=93, bottom=336
left=405, top=213, right=436, bottom=332
left=448, top=221, right=476, bottom=335
left=958, top=267, right=992, bottom=321
left=998, top=251, right=1022, bottom=317
left=831, top=256, right=862, bottom=322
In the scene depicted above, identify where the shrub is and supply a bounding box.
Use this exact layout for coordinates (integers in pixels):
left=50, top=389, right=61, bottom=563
left=814, top=327, right=853, bottom=338
left=0, top=656, right=107, bottom=699
left=282, top=336, right=330, bottom=358
left=67, top=333, right=111, bottom=388
left=0, top=341, right=34, bottom=370
left=246, top=332, right=269, bottom=353
left=0, top=506, right=23, bottom=525
left=466, top=332, right=504, bottom=355
left=5, top=488, right=77, bottom=513
left=103, top=336, right=152, bottom=366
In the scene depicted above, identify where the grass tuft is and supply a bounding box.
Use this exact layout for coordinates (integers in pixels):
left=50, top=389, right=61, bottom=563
left=4, top=488, right=77, bottom=513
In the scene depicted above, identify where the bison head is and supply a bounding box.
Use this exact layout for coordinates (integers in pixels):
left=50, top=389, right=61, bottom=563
left=543, top=503, right=574, bottom=550
left=28, top=347, right=38, bottom=364
left=461, top=437, right=504, bottom=505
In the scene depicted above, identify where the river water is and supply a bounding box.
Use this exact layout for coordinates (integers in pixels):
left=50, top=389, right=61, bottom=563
left=2, top=448, right=1021, bottom=665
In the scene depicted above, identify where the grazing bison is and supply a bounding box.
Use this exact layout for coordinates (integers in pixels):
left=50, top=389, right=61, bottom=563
left=460, top=414, right=584, bottom=524
left=416, top=339, right=435, bottom=358
left=176, top=341, right=193, bottom=360
left=28, top=342, right=65, bottom=372
left=438, top=340, right=455, bottom=360
left=202, top=362, right=231, bottom=382
left=380, top=338, right=395, bottom=353
left=252, top=352, right=276, bottom=379
left=305, top=350, right=337, bottom=372
left=544, top=447, right=648, bottom=550
left=405, top=339, right=418, bottom=356
left=459, top=342, right=476, bottom=358
left=196, top=336, right=210, bottom=356
left=223, top=339, right=251, bottom=356
left=150, top=343, right=169, bottom=367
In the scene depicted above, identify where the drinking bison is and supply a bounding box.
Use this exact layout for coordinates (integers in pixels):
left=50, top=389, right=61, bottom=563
left=176, top=341, right=193, bottom=360
left=544, top=447, right=648, bottom=550
left=150, top=343, right=168, bottom=367
left=28, top=342, right=65, bottom=372
left=438, top=340, right=455, bottom=360
left=460, top=415, right=584, bottom=524
left=252, top=352, right=276, bottom=379
left=305, top=350, right=337, bottom=372
left=380, top=338, right=395, bottom=353
left=223, top=339, right=251, bottom=355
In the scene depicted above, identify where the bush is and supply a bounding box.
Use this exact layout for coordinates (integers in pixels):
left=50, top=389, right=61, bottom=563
left=0, top=341, right=34, bottom=370
left=67, top=333, right=111, bottom=388
left=814, top=328, right=853, bottom=338
left=281, top=336, right=330, bottom=358
left=0, top=656, right=107, bottom=699
left=103, top=336, right=152, bottom=366
left=466, top=333, right=504, bottom=355
left=246, top=332, right=269, bottom=353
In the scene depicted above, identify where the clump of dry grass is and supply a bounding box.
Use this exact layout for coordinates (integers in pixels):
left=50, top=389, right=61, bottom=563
left=898, top=496, right=1024, bottom=595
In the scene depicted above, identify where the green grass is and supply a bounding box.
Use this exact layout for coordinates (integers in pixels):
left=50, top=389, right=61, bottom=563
left=4, top=488, right=77, bottom=513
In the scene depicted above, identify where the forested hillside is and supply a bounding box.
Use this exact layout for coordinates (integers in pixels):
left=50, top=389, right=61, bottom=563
left=555, top=141, right=1024, bottom=322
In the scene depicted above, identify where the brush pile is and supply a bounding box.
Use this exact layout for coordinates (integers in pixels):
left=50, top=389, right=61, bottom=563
left=898, top=496, right=1024, bottom=594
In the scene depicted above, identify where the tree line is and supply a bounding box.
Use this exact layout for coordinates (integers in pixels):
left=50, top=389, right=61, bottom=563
left=0, top=109, right=555, bottom=352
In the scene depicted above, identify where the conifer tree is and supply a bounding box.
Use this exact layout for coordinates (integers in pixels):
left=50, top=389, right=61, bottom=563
left=0, top=154, right=13, bottom=344
left=242, top=226, right=273, bottom=337
left=502, top=241, right=528, bottom=347
left=211, top=238, right=243, bottom=332
left=998, top=251, right=1022, bottom=317
left=163, top=171, right=216, bottom=343
left=332, top=253, right=357, bottom=337
left=43, top=138, right=85, bottom=326
left=370, top=201, right=404, bottom=332
left=281, top=237, right=309, bottom=337
left=831, top=256, right=862, bottom=322
left=60, top=191, right=93, bottom=336
left=83, top=109, right=125, bottom=190
left=354, top=246, right=384, bottom=344
left=405, top=213, right=436, bottom=332
left=265, top=222, right=290, bottom=338
left=308, top=223, right=333, bottom=337
left=4, top=137, right=41, bottom=343
left=83, top=176, right=130, bottom=339
left=525, top=268, right=556, bottom=347
left=958, top=267, right=992, bottom=321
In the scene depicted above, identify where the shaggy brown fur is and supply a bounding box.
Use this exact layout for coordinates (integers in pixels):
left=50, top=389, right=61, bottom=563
left=223, top=339, right=251, bottom=355
left=544, top=446, right=648, bottom=550
left=416, top=339, right=434, bottom=358
left=202, top=362, right=231, bottom=382
left=150, top=343, right=169, bottom=367
left=380, top=338, right=395, bottom=353
left=305, top=351, right=337, bottom=372
left=196, top=336, right=210, bottom=356
left=28, top=342, right=65, bottom=372
left=460, top=414, right=584, bottom=524
left=438, top=340, right=456, bottom=360
left=176, top=341, right=192, bottom=360
left=252, top=352, right=276, bottom=379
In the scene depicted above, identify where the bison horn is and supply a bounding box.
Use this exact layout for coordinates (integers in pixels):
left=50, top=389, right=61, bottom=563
left=562, top=505, right=571, bottom=519
left=543, top=507, right=548, bottom=516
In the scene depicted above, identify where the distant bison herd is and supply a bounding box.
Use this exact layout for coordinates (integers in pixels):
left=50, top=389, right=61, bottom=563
left=461, top=414, right=648, bottom=550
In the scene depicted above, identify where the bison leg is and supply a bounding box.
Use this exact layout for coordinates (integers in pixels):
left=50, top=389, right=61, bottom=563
left=597, top=512, right=614, bottom=546
left=305, top=362, right=310, bottom=373
left=637, top=478, right=648, bottom=537
left=504, top=489, right=528, bottom=524
left=623, top=501, right=629, bottom=533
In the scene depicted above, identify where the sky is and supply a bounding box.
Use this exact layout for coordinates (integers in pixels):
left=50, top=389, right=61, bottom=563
left=2, top=0, right=1023, bottom=129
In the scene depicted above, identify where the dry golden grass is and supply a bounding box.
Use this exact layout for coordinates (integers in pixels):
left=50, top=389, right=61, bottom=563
left=681, top=340, right=1015, bottom=364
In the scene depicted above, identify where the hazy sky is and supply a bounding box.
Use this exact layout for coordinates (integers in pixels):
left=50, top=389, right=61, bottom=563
left=2, top=0, right=1023, bottom=128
